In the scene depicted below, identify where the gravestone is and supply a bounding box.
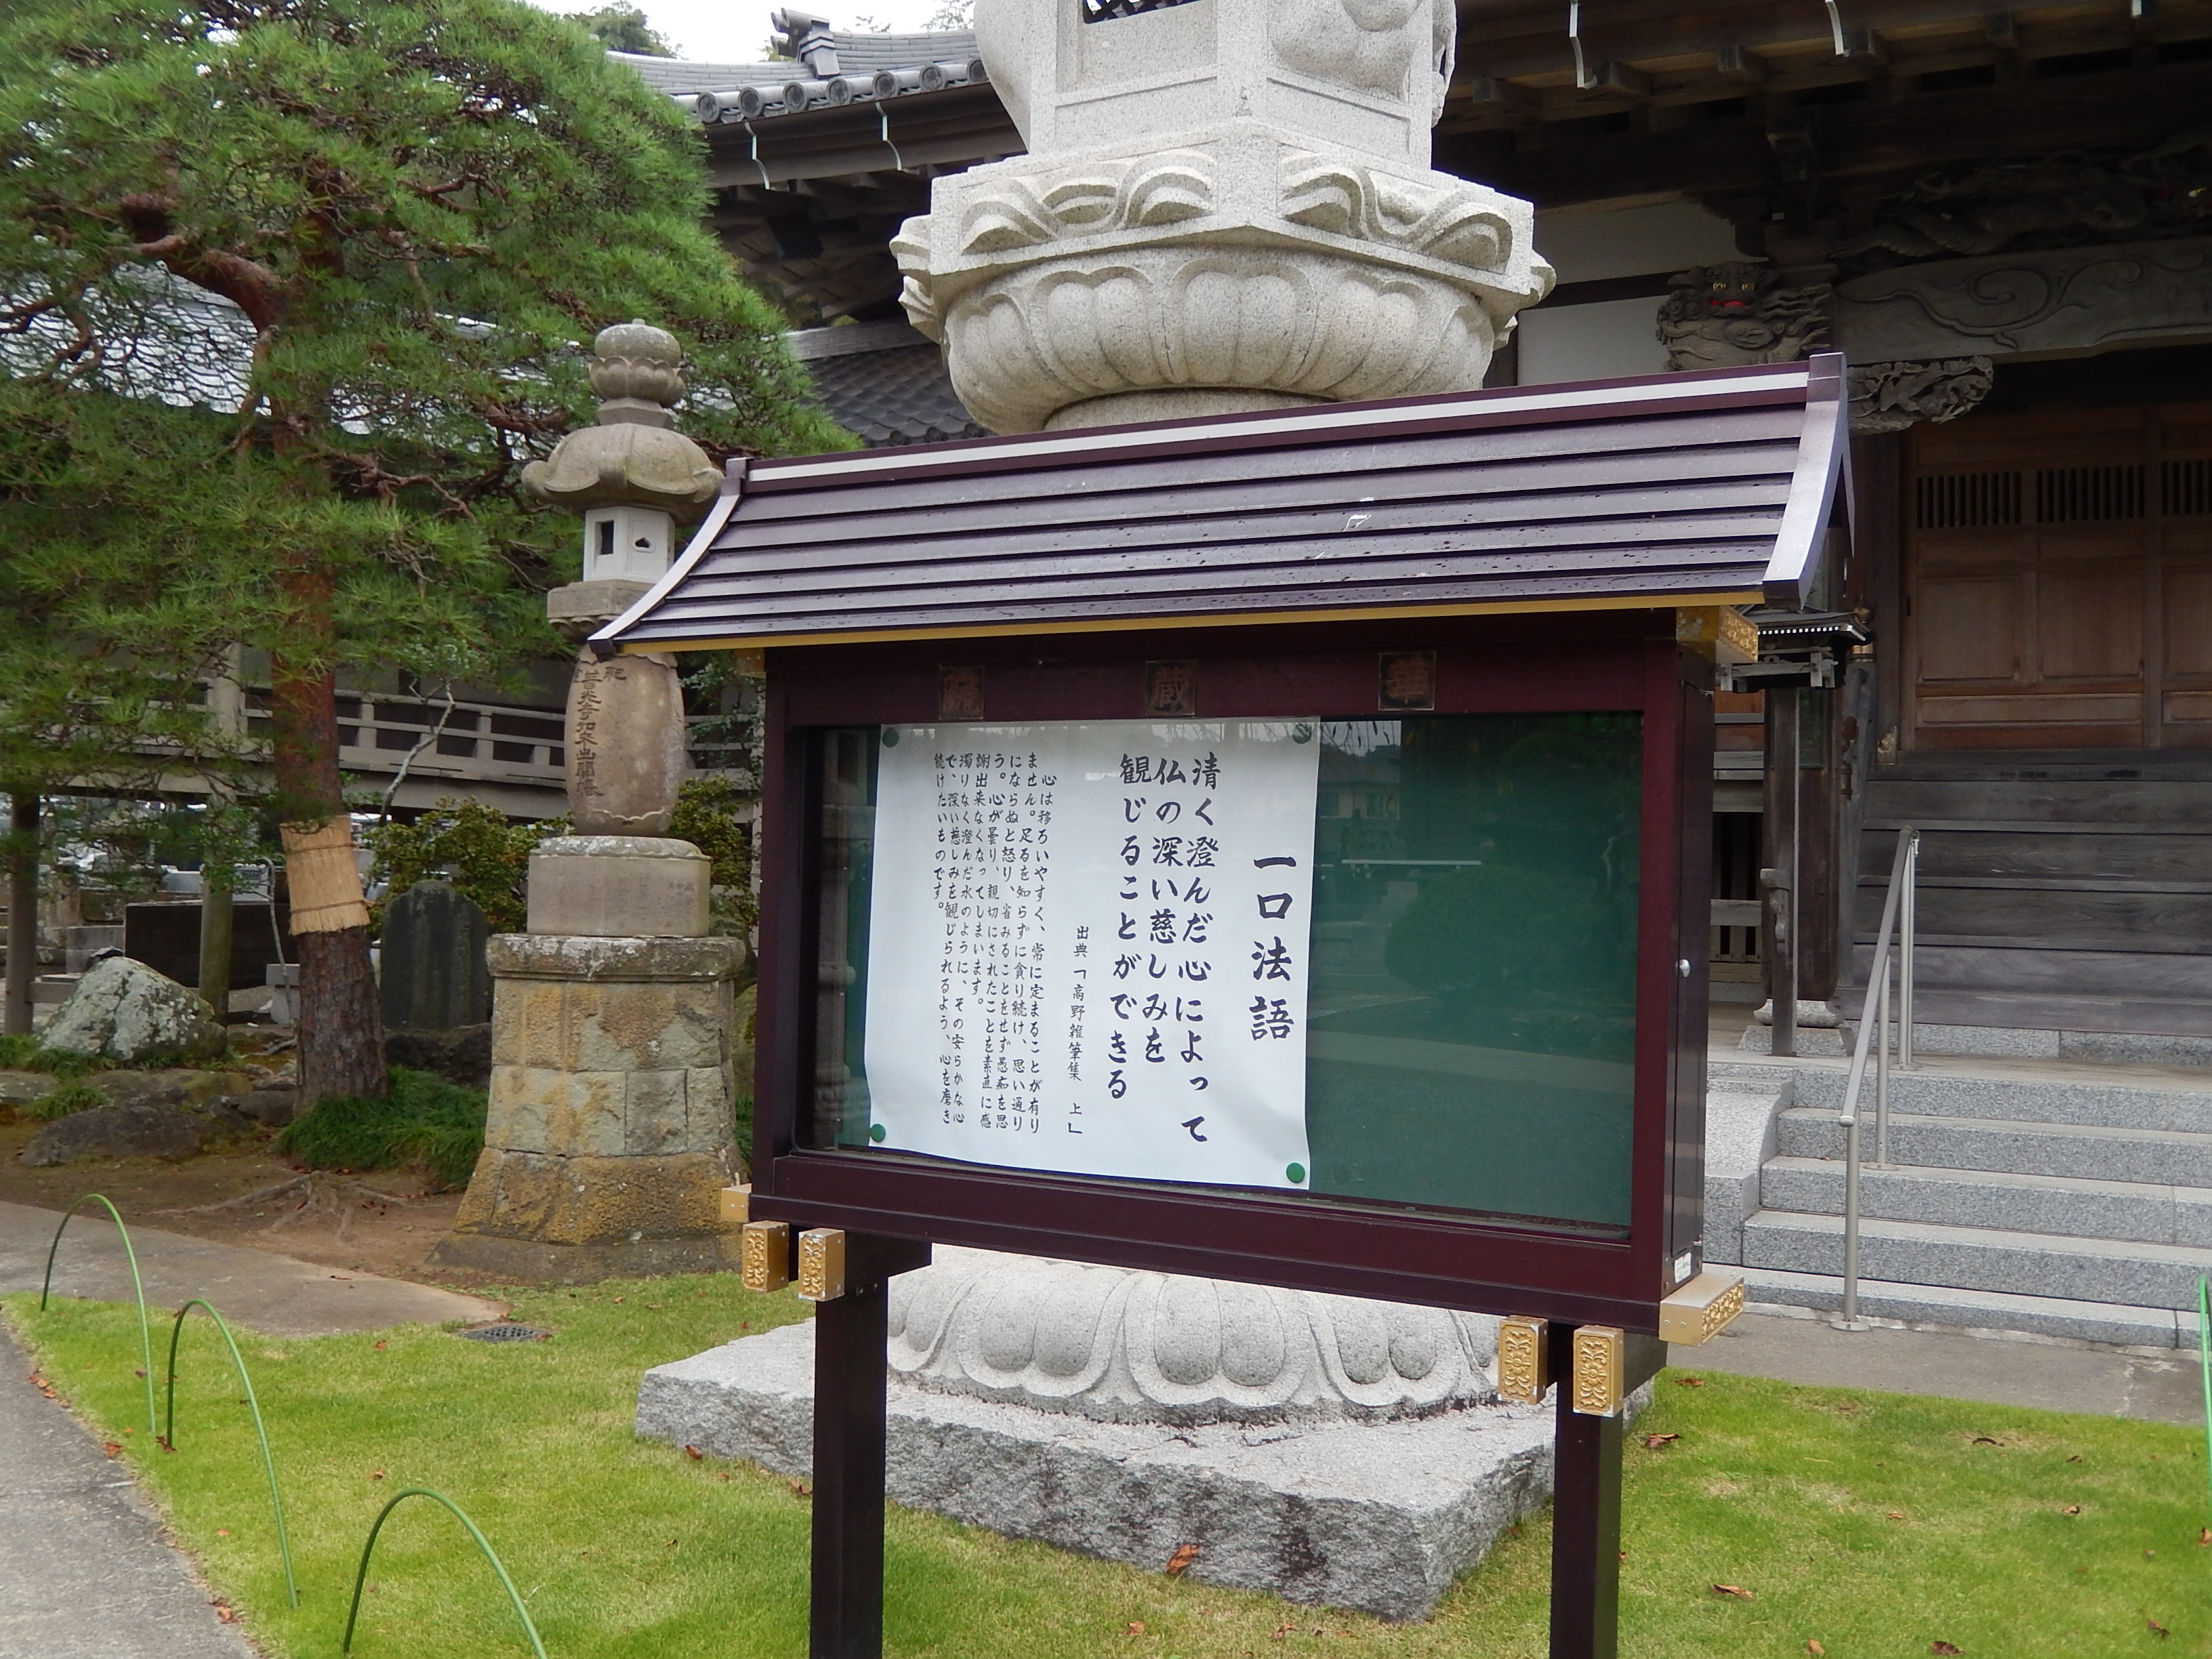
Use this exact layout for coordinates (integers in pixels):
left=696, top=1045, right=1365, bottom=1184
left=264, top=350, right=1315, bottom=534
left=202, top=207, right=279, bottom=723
left=378, top=880, right=490, bottom=1031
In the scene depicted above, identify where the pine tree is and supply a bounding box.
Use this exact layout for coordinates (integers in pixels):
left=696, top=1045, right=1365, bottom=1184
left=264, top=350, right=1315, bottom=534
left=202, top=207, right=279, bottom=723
left=0, top=0, right=846, bottom=1099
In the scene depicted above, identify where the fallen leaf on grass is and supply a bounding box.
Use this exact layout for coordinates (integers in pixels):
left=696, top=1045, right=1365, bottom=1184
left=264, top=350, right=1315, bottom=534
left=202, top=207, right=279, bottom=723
left=2198, top=1528, right=2210, bottom=1547
left=372, top=1340, right=386, bottom=1351
left=1677, top=1376, right=1706, bottom=1388
left=369, top=1470, right=386, bottom=1481
left=1887, top=1511, right=1905, bottom=1521
left=1931, top=1643, right=1962, bottom=1655
left=216, top=1530, right=229, bottom=1537
left=2148, top=1616, right=2170, bottom=1637
left=2066, top=1454, right=2083, bottom=1463
left=1808, top=1643, right=1824, bottom=1656
left=789, top=1479, right=812, bottom=1498
left=1971, top=1435, right=2002, bottom=1446
left=645, top=1303, right=662, bottom=1310
left=684, top=1445, right=704, bottom=1460
left=1711, top=1584, right=1754, bottom=1600
left=211, top=1601, right=238, bottom=1623
left=102, top=1443, right=121, bottom=1458
left=1166, top=1544, right=1200, bottom=1575
left=2063, top=1504, right=2082, bottom=1516
left=1271, top=1621, right=1296, bottom=1640
left=1126, top=1622, right=1146, bottom=1636
left=1644, top=1433, right=1680, bottom=1450
left=613, top=1296, right=625, bottom=1304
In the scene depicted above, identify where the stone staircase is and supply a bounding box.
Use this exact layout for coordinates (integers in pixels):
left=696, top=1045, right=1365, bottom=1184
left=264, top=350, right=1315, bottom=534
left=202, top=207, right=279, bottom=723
left=1704, top=1054, right=2212, bottom=1349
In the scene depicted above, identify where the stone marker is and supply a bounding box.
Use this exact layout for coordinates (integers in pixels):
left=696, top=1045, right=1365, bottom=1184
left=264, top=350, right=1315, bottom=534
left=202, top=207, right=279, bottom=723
left=377, top=879, right=491, bottom=1031
left=40, top=957, right=225, bottom=1066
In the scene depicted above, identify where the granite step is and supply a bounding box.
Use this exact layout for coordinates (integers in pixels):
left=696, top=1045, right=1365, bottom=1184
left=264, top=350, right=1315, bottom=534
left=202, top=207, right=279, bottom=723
left=1758, top=1155, right=2212, bottom=1248
left=1740, top=1209, right=2212, bottom=1311
left=1782, top=1062, right=2212, bottom=1133
left=1773, top=1106, right=2212, bottom=1188
left=1736, top=1265, right=2196, bottom=1349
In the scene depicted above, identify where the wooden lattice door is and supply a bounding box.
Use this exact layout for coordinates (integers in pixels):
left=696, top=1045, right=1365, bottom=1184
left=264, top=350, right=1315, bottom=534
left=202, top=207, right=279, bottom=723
left=1905, top=402, right=2212, bottom=750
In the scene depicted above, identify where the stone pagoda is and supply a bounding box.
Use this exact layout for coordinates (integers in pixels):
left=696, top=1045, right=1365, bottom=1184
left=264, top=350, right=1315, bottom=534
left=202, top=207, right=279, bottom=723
left=432, top=323, right=745, bottom=1283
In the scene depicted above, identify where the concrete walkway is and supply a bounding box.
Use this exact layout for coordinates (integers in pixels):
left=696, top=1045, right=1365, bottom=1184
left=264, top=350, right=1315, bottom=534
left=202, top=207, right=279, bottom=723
left=0, top=1322, right=258, bottom=1659
left=0, top=1200, right=497, bottom=1338
left=0, top=1203, right=499, bottom=1658
left=1686, top=1307, right=2208, bottom=1426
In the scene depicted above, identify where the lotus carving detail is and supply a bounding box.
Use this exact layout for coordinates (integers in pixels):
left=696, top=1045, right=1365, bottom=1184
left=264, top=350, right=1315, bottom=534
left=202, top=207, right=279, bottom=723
left=1280, top=155, right=1519, bottom=273
left=958, top=154, right=1214, bottom=256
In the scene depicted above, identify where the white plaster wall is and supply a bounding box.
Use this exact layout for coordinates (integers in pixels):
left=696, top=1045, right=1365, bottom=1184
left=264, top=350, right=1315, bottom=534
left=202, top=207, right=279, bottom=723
left=1534, top=199, right=1743, bottom=285
left=1514, top=296, right=1668, bottom=386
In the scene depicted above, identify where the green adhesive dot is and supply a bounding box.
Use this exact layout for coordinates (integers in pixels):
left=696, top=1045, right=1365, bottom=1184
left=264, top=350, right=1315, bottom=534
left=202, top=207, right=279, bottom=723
left=1285, top=1162, right=1307, bottom=1184
left=881, top=727, right=901, bottom=747
left=869, top=1124, right=888, bottom=1142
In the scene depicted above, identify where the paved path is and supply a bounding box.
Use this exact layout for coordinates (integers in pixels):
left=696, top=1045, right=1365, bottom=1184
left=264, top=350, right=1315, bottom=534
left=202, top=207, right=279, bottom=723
left=0, top=1204, right=497, bottom=1657
left=0, top=1322, right=258, bottom=1658
left=0, top=1200, right=497, bottom=1338
left=1687, top=1308, right=2207, bottom=1425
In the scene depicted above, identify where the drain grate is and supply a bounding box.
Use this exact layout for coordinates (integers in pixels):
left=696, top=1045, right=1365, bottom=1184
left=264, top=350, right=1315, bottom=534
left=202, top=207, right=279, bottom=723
left=458, top=1324, right=551, bottom=1344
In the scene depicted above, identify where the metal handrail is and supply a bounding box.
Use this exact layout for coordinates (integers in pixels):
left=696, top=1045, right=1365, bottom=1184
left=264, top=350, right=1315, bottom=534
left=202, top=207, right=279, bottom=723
left=1835, top=825, right=1919, bottom=1331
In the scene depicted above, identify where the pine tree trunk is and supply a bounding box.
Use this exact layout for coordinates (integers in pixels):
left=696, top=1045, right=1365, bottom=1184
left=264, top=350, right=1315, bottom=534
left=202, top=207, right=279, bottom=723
left=3, top=793, right=38, bottom=1038
left=270, top=575, right=386, bottom=1104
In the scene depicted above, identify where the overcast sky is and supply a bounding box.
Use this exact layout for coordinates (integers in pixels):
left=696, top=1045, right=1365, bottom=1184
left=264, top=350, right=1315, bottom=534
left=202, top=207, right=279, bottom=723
left=525, top=0, right=955, bottom=63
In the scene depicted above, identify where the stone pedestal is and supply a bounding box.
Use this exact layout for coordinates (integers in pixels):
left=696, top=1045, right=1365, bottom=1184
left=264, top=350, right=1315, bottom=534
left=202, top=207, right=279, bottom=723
left=430, top=932, right=745, bottom=1283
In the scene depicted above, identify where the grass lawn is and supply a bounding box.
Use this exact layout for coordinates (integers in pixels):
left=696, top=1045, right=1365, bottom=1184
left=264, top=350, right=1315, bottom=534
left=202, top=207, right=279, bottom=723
left=6, top=1278, right=2209, bottom=1658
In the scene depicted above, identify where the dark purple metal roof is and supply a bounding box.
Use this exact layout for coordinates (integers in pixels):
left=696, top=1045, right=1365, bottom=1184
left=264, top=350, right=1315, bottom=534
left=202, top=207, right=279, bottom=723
left=598, top=354, right=1847, bottom=653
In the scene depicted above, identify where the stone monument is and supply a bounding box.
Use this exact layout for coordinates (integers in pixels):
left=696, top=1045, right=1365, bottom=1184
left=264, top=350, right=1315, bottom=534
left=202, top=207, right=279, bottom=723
left=895, top=0, right=1551, bottom=432
left=431, top=323, right=745, bottom=1282
left=379, top=878, right=493, bottom=1086
left=647, top=0, right=1588, bottom=1607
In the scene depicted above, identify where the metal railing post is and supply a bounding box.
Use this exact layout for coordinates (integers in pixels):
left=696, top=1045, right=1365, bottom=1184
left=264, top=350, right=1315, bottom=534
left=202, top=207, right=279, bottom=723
left=1900, top=831, right=1919, bottom=1070
left=1833, top=825, right=1914, bottom=1332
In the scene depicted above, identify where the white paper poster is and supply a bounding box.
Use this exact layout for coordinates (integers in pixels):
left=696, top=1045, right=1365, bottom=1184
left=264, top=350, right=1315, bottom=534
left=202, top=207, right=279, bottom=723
left=861, top=720, right=1320, bottom=1189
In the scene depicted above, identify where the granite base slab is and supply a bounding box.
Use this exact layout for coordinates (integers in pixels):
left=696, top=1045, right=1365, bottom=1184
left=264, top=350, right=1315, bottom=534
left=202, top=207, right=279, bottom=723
left=638, top=1320, right=1641, bottom=1622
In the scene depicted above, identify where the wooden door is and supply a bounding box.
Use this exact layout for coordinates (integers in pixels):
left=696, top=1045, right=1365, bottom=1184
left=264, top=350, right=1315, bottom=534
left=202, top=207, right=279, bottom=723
left=1904, top=403, right=2212, bottom=750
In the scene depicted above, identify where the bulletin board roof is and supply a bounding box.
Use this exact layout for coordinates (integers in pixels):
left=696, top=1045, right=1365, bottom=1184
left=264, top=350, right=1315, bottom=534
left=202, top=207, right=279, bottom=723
left=596, top=354, right=1847, bottom=654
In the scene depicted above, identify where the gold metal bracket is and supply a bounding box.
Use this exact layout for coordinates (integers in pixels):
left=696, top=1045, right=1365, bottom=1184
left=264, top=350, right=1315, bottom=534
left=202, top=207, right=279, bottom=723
left=718, top=1185, right=752, bottom=1230
left=1676, top=605, right=1758, bottom=667
left=1658, top=1271, right=1746, bottom=1345
left=796, top=1228, right=848, bottom=1301
left=1571, top=1326, right=1626, bottom=1417
left=740, top=1220, right=792, bottom=1292
left=1496, top=1316, right=1551, bottom=1404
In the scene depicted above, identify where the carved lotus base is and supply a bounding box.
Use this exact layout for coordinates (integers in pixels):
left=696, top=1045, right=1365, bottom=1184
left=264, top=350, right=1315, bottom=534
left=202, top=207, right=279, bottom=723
left=938, top=245, right=1499, bottom=434
left=887, top=1246, right=1501, bottom=1427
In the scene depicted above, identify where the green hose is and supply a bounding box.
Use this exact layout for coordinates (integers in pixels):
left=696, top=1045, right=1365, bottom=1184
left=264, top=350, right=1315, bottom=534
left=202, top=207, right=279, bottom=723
left=39, top=1193, right=156, bottom=1439
left=342, top=1487, right=548, bottom=1658
left=163, top=1300, right=298, bottom=1607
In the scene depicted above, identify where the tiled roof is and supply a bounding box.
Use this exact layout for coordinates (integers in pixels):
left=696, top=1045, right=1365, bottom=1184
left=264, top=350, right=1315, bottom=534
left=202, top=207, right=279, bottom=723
left=611, top=28, right=987, bottom=122
left=788, top=321, right=985, bottom=449
left=600, top=356, right=1849, bottom=653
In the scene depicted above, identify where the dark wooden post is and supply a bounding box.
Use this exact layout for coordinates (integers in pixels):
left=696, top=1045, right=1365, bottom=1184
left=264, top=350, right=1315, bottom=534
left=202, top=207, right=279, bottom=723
left=808, top=1233, right=927, bottom=1659
left=1547, top=1321, right=1622, bottom=1659
left=1762, top=684, right=1801, bottom=1056
left=811, top=1261, right=890, bottom=1659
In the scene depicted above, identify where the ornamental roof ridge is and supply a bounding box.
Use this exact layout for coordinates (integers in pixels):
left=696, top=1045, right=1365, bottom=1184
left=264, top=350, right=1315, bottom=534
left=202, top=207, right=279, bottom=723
left=610, top=30, right=985, bottom=121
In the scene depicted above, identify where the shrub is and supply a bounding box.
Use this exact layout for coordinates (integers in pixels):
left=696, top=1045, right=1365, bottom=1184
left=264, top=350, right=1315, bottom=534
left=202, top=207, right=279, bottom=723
left=0, top=1033, right=104, bottom=1079
left=365, top=799, right=558, bottom=937
left=276, top=1067, right=487, bottom=1190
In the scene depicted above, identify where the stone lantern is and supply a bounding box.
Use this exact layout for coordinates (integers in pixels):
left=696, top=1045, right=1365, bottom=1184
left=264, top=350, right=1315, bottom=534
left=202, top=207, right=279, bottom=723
left=894, top=0, right=1553, bottom=432
left=432, top=322, right=745, bottom=1282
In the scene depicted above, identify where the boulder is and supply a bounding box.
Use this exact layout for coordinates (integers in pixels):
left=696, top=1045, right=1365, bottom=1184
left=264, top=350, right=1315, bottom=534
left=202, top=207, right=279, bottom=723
left=0, top=1070, right=56, bottom=1107
left=85, top=1068, right=253, bottom=1110
left=18, top=1101, right=246, bottom=1167
left=217, top=1084, right=302, bottom=1127
left=41, top=957, right=225, bottom=1065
